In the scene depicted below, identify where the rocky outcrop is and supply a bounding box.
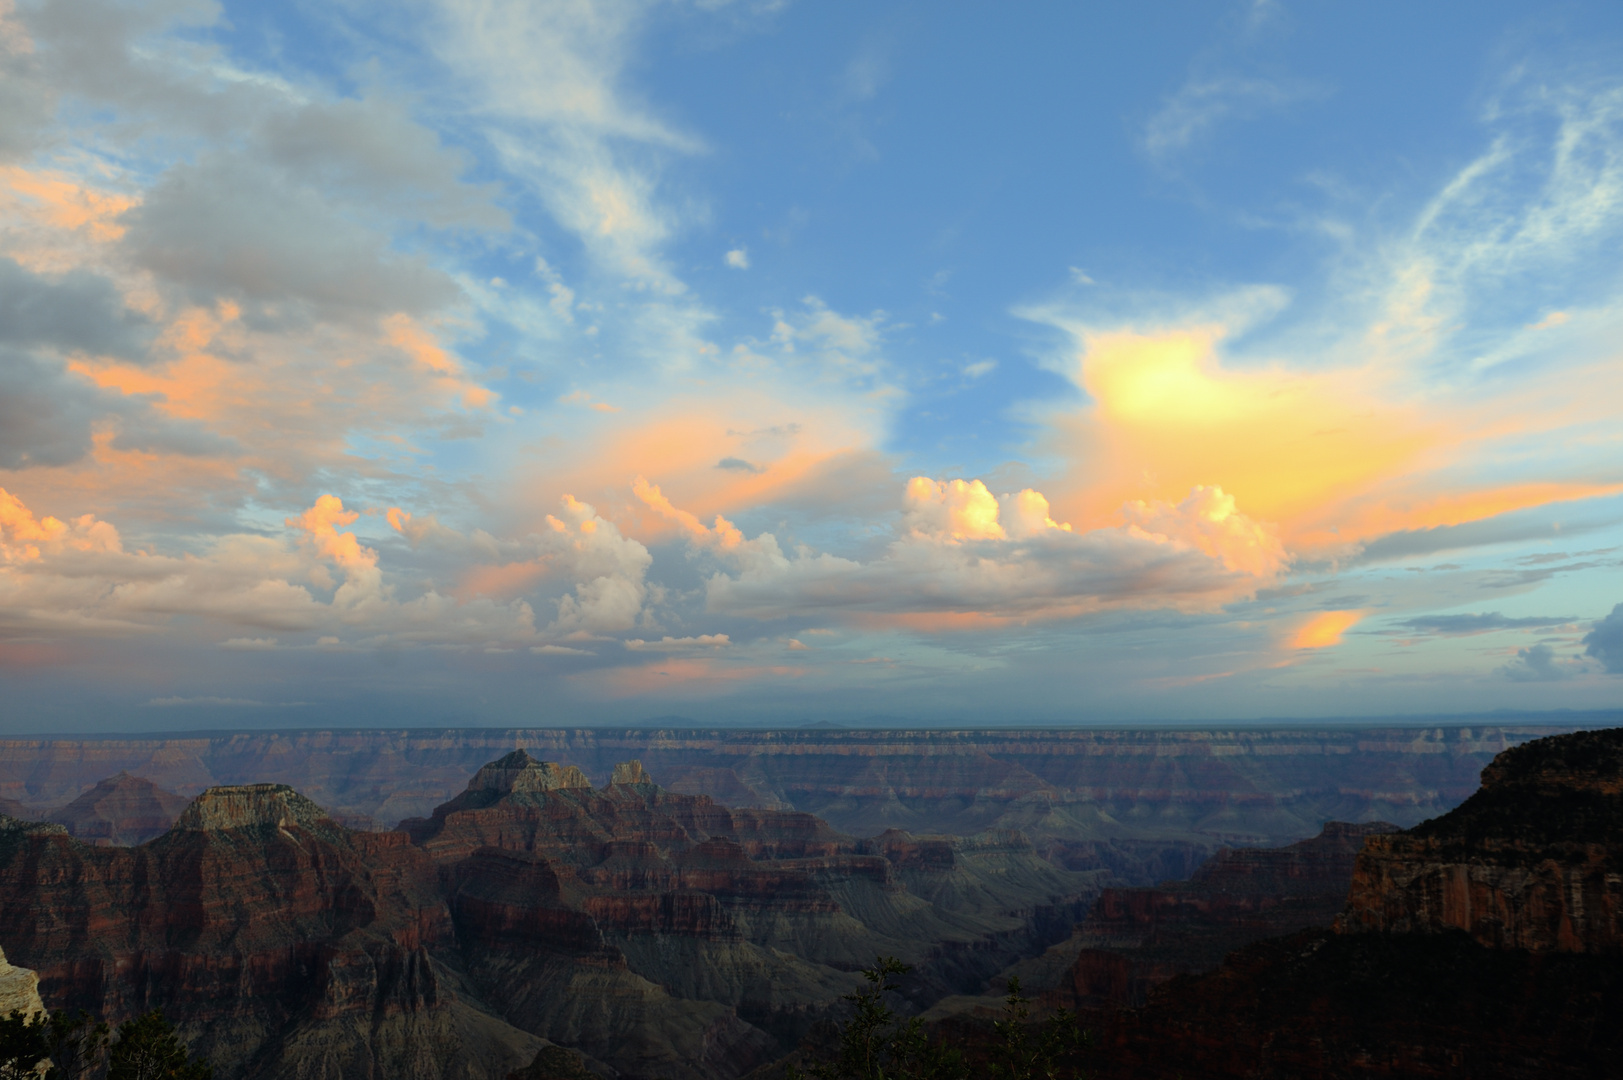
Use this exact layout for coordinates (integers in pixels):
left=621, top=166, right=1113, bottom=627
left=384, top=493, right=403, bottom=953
left=1342, top=727, right=1623, bottom=953
left=1087, top=727, right=1623, bottom=1078
left=48, top=772, right=191, bottom=845
left=0, top=725, right=1582, bottom=872
left=0, top=945, right=44, bottom=1019
left=0, top=792, right=542, bottom=1079
left=415, top=756, right=1104, bottom=1076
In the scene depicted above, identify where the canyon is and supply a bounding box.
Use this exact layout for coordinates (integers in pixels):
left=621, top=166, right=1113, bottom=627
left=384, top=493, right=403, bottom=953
left=1087, top=726, right=1623, bottom=1078
left=0, top=722, right=1615, bottom=1079
left=0, top=724, right=1575, bottom=884
left=0, top=751, right=1102, bottom=1080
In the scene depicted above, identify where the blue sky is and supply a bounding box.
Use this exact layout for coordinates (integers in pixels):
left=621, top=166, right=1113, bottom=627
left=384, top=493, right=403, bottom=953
left=1, top=0, right=1622, bottom=730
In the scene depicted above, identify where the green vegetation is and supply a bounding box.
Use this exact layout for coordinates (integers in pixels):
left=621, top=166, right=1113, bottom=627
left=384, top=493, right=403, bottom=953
left=0, top=1009, right=208, bottom=1080
left=791, top=957, right=1088, bottom=1080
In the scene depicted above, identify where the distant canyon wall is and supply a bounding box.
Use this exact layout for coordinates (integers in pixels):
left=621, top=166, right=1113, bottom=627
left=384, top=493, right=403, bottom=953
left=0, top=725, right=1581, bottom=847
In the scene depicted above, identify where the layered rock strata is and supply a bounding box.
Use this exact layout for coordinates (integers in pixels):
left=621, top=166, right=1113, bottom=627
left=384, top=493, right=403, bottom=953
left=1090, top=726, right=1623, bottom=1078
left=0, top=725, right=1579, bottom=878
left=0, top=754, right=1104, bottom=1080
left=47, top=772, right=190, bottom=845
left=1341, top=727, right=1623, bottom=953
left=0, top=787, right=544, bottom=1080
left=408, top=751, right=1103, bottom=1074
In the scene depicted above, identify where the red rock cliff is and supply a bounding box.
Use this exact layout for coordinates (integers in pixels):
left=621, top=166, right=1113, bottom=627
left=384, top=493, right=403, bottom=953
left=1341, top=727, right=1623, bottom=953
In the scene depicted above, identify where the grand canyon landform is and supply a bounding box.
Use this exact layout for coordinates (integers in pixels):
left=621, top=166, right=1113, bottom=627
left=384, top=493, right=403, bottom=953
left=0, top=723, right=1617, bottom=1078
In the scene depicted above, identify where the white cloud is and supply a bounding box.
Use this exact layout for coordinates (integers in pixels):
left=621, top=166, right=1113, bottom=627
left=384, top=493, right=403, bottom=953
left=636, top=477, right=1287, bottom=622
left=725, top=247, right=749, bottom=269
left=624, top=634, right=730, bottom=651
left=1143, top=75, right=1303, bottom=160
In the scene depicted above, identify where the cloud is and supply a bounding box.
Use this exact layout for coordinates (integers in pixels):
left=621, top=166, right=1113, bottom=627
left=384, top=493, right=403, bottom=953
left=725, top=247, right=749, bottom=269
left=0, top=350, right=110, bottom=468
left=1398, top=611, right=1577, bottom=635
left=0, top=257, right=148, bottom=357
left=638, top=477, right=1287, bottom=622
left=388, top=493, right=654, bottom=635
left=531, top=644, right=594, bottom=656
left=144, top=696, right=308, bottom=708
left=624, top=634, right=730, bottom=651
left=121, top=156, right=459, bottom=323
left=1497, top=641, right=1583, bottom=682
left=219, top=637, right=277, bottom=650
left=1584, top=603, right=1623, bottom=673
left=1143, top=76, right=1305, bottom=160
left=1290, top=610, right=1363, bottom=649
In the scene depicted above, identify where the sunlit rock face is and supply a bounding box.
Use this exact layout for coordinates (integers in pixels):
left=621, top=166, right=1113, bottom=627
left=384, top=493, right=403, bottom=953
left=0, top=944, right=44, bottom=1019
left=173, top=783, right=330, bottom=833
left=466, top=750, right=592, bottom=799
left=1341, top=727, right=1623, bottom=954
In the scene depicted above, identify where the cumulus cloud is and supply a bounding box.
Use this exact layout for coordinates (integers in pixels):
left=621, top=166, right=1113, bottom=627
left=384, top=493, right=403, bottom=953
left=635, top=476, right=1287, bottom=622
left=388, top=493, right=654, bottom=635
left=1584, top=603, right=1623, bottom=673
left=0, top=488, right=545, bottom=646
left=1498, top=642, right=1584, bottom=682
left=624, top=634, right=729, bottom=651
left=725, top=247, right=749, bottom=269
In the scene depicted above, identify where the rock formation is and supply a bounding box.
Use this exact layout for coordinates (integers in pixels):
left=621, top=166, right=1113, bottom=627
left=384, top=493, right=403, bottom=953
left=0, top=787, right=544, bottom=1080
left=1341, top=727, right=1623, bottom=953
left=0, top=725, right=1581, bottom=874
left=1089, top=727, right=1623, bottom=1078
left=0, top=945, right=44, bottom=1019
left=47, top=772, right=190, bottom=845
left=0, top=754, right=1106, bottom=1080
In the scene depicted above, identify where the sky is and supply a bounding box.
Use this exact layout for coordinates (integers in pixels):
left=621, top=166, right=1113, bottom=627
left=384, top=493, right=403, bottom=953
left=2, top=0, right=1623, bottom=732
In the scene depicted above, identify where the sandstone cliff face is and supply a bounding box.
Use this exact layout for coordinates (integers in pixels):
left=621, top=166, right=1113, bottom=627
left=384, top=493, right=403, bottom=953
left=47, top=772, right=190, bottom=845
left=1088, top=726, right=1623, bottom=1078
left=414, top=752, right=1103, bottom=1076
left=0, top=788, right=543, bottom=1080
left=1342, top=727, right=1623, bottom=953
left=0, top=945, right=44, bottom=1019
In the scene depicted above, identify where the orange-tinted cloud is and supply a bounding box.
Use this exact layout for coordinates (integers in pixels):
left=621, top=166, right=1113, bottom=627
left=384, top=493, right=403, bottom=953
left=1046, top=323, right=1623, bottom=556
left=1291, top=610, right=1365, bottom=649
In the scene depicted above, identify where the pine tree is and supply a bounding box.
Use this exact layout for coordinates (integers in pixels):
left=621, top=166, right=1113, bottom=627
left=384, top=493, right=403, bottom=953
left=104, top=1012, right=210, bottom=1080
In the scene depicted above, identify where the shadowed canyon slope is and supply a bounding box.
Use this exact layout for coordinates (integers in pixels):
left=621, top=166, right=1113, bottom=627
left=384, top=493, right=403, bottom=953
left=1091, top=727, right=1623, bottom=1079
left=998, top=820, right=1400, bottom=1011
left=0, top=725, right=1580, bottom=881
left=0, top=754, right=1103, bottom=1080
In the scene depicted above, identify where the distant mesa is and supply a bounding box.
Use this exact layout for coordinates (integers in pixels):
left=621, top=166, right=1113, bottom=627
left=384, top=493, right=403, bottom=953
left=48, top=771, right=190, bottom=846
left=467, top=749, right=591, bottom=796
left=173, top=783, right=333, bottom=833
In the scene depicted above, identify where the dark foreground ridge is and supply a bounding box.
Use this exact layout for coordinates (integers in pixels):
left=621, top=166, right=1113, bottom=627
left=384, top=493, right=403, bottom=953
left=1089, top=726, right=1623, bottom=1078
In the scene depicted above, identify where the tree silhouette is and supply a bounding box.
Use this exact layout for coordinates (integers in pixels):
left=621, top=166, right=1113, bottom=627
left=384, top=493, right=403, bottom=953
left=105, top=1012, right=210, bottom=1080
